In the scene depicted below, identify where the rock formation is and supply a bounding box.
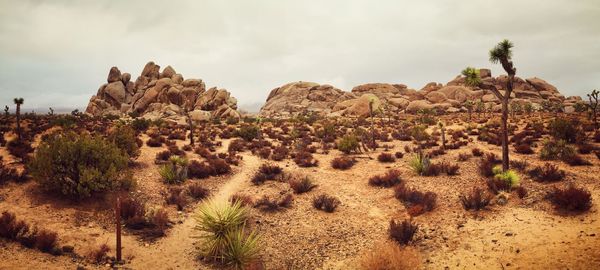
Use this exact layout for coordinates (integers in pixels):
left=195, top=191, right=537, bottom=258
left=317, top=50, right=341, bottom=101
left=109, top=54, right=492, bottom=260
left=259, top=68, right=578, bottom=117
left=86, top=61, right=240, bottom=123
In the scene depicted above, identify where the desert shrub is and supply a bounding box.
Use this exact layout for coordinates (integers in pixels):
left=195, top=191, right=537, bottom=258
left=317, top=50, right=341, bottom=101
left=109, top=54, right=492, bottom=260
left=528, top=163, right=565, bottom=182
left=410, top=125, right=430, bottom=141
left=146, top=137, right=163, bottom=147
left=293, top=151, right=318, bottom=167
left=131, top=118, right=151, bottom=132
left=440, top=162, right=460, bottom=175
left=236, top=125, right=260, bottom=141
left=35, top=229, right=59, bottom=254
left=188, top=183, right=210, bottom=200
left=254, top=194, right=293, bottom=212
left=472, top=148, right=484, bottom=157
left=337, top=135, right=360, bottom=154
left=514, top=143, right=534, bottom=154
left=194, top=199, right=261, bottom=268
left=155, top=150, right=172, bottom=163
left=394, top=151, right=404, bottom=159
left=493, top=166, right=520, bottom=189
left=271, top=146, right=289, bottom=161
left=288, top=176, right=317, bottom=194
left=166, top=187, right=189, bottom=210
left=228, top=139, right=246, bottom=152
left=0, top=157, right=20, bottom=185
left=377, top=153, right=395, bottom=163
left=548, top=118, right=582, bottom=143
left=230, top=193, right=254, bottom=207
left=549, top=185, right=592, bottom=212
left=6, top=140, right=34, bottom=161
left=256, top=147, right=271, bottom=159
left=540, top=139, right=576, bottom=161
left=207, top=158, right=232, bottom=175
left=312, top=194, right=340, bottom=213
left=251, top=164, right=283, bottom=185
left=188, top=160, right=214, bottom=179
left=89, top=244, right=110, bottom=264
left=388, top=219, right=418, bottom=245
left=107, top=125, right=140, bottom=159
left=486, top=178, right=511, bottom=194
left=369, top=170, right=402, bottom=187
left=510, top=160, right=528, bottom=171
left=331, top=156, right=355, bottom=170
left=29, top=132, right=132, bottom=198
left=182, top=144, right=193, bottom=152
left=479, top=153, right=500, bottom=177
left=159, top=156, right=189, bottom=184
left=358, top=242, right=420, bottom=270
left=148, top=208, right=170, bottom=237
left=457, top=152, right=471, bottom=161
left=120, top=196, right=145, bottom=222
left=168, top=145, right=185, bottom=156
left=394, top=184, right=437, bottom=215
left=460, top=188, right=491, bottom=211
left=515, top=186, right=528, bottom=199
left=0, top=211, right=24, bottom=239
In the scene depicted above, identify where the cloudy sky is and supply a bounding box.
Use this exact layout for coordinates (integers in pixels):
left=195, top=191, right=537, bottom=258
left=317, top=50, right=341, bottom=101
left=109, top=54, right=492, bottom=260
left=1, top=0, right=599, bottom=112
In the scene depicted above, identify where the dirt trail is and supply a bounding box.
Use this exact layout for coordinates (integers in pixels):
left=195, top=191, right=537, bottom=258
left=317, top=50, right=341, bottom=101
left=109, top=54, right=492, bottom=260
left=127, top=154, right=261, bottom=269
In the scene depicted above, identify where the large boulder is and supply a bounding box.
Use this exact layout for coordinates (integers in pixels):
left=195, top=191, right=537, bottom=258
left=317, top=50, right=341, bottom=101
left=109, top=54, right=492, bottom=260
left=425, top=91, right=447, bottom=103
left=104, top=81, right=126, bottom=104
left=107, top=67, right=122, bottom=83
left=337, top=94, right=381, bottom=118
left=406, top=100, right=434, bottom=113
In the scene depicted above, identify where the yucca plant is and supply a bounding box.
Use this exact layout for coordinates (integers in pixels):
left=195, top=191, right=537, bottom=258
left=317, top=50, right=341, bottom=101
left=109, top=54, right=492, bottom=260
left=408, top=151, right=430, bottom=175
left=493, top=165, right=520, bottom=189
left=194, top=199, right=260, bottom=267
left=159, top=156, right=189, bottom=184
left=222, top=228, right=261, bottom=269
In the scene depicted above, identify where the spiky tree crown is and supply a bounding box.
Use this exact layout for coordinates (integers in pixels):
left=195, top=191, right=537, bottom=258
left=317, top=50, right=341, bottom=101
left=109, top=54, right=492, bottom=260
left=489, top=39, right=514, bottom=63
left=461, top=67, right=481, bottom=87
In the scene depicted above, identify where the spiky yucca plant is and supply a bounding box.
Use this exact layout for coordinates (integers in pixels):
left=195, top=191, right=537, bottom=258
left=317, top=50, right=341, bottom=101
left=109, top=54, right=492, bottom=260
left=222, top=228, right=261, bottom=270
left=409, top=151, right=430, bottom=175
left=194, top=199, right=260, bottom=269
left=493, top=165, right=520, bottom=189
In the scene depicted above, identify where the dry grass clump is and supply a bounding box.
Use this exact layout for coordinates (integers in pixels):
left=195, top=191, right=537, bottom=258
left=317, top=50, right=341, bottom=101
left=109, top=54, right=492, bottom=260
left=479, top=153, right=500, bottom=177
left=288, top=176, right=317, bottom=194
left=331, top=156, right=355, bottom=170
left=369, top=170, right=402, bottom=187
left=188, top=182, right=210, bottom=200
left=293, top=151, right=318, bottom=167
left=0, top=211, right=61, bottom=255
left=549, top=185, right=592, bottom=212
left=394, top=184, right=437, bottom=216
left=377, top=153, right=396, bottom=163
left=254, top=194, right=294, bottom=212
left=388, top=219, right=418, bottom=245
left=88, top=244, right=110, bottom=264
left=358, top=242, right=420, bottom=270
left=460, top=187, right=492, bottom=211
left=230, top=193, right=254, bottom=207
left=528, top=163, right=566, bottom=182
left=252, top=163, right=284, bottom=185
left=312, top=194, right=340, bottom=213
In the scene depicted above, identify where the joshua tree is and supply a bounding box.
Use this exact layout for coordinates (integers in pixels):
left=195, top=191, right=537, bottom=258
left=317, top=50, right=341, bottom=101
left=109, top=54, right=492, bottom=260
left=462, top=39, right=516, bottom=171
left=475, top=100, right=484, bottom=118
left=524, top=102, right=534, bottom=115
left=48, top=107, right=55, bottom=116
left=368, top=98, right=376, bottom=149
left=13, top=98, right=24, bottom=141
left=184, top=109, right=195, bottom=146
left=3, top=106, right=8, bottom=117
left=438, top=121, right=446, bottom=149
left=586, top=89, right=598, bottom=128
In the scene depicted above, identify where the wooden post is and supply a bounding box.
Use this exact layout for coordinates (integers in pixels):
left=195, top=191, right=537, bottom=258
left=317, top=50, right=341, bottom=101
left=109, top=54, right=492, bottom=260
left=116, top=197, right=122, bottom=262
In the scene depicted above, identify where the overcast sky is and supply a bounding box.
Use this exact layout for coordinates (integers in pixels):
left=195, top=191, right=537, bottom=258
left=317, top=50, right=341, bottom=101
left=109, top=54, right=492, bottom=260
left=1, top=0, right=599, bottom=112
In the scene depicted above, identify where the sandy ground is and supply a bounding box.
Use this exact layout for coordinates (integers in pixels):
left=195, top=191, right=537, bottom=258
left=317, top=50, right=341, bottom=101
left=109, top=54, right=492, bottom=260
left=1, top=118, right=599, bottom=270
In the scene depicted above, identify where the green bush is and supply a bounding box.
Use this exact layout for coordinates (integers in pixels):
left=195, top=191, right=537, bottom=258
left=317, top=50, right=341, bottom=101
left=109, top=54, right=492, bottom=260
left=235, top=125, right=260, bottom=141
left=108, top=125, right=140, bottom=159
left=159, top=156, right=189, bottom=184
left=29, top=132, right=133, bottom=198
left=131, top=118, right=151, bottom=132
left=493, top=166, right=520, bottom=189
left=337, top=135, right=360, bottom=154
left=548, top=118, right=582, bottom=143
left=410, top=125, right=430, bottom=141
left=540, top=139, right=576, bottom=161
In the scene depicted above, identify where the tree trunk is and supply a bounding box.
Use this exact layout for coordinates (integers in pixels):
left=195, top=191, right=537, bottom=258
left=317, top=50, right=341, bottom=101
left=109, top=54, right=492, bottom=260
left=115, top=197, right=122, bottom=262
left=16, top=104, right=21, bottom=141
left=501, top=97, right=510, bottom=171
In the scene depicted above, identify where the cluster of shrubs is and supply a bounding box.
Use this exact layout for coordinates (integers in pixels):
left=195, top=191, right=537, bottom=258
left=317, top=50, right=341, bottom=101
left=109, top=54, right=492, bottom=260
left=188, top=158, right=232, bottom=179
left=369, top=170, right=402, bottom=187
left=251, top=164, right=283, bottom=185
left=254, top=194, right=294, bottom=212
left=0, top=211, right=62, bottom=255
left=540, top=139, right=591, bottom=166
left=288, top=176, right=317, bottom=194
left=388, top=219, right=418, bottom=245
left=293, top=151, right=318, bottom=167
left=331, top=156, right=355, bottom=170
left=165, top=183, right=210, bottom=211
left=460, top=187, right=491, bottom=211
left=312, top=194, right=340, bottom=213
left=394, top=184, right=437, bottom=216
left=548, top=185, right=592, bottom=212
left=528, top=163, right=566, bottom=182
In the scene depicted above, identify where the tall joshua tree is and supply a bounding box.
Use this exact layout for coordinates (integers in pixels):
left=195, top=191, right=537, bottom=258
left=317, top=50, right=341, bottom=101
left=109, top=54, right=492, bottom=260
left=462, top=39, right=516, bottom=171
left=587, top=89, right=598, bottom=129
left=13, top=98, right=24, bottom=141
